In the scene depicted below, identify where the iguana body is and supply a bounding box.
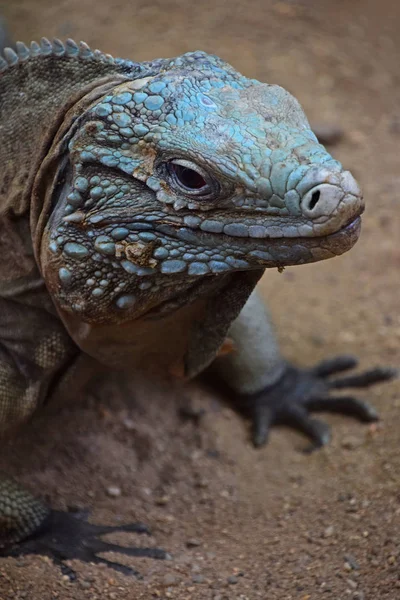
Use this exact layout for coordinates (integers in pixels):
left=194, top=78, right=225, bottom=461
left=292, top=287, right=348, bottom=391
left=0, top=38, right=395, bottom=575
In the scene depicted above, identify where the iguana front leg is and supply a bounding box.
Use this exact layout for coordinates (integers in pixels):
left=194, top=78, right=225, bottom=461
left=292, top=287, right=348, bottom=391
left=213, top=291, right=397, bottom=451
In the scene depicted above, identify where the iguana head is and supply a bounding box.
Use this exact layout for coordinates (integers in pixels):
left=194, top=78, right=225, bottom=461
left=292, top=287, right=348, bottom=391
left=37, top=48, right=362, bottom=323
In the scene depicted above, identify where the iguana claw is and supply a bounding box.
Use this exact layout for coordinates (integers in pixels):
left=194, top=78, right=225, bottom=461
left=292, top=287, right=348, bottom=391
left=1, top=510, right=167, bottom=579
left=241, top=355, right=397, bottom=452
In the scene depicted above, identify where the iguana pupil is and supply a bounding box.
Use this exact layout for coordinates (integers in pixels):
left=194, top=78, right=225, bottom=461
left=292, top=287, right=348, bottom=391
left=170, top=163, right=208, bottom=191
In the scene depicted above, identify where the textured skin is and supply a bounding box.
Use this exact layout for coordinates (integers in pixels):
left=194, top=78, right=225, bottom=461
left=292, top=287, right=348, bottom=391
left=0, top=477, right=50, bottom=545
left=1, top=39, right=391, bottom=562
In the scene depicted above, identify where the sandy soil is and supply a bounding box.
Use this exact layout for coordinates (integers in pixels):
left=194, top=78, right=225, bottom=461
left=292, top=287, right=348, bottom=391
left=0, top=1, right=399, bottom=598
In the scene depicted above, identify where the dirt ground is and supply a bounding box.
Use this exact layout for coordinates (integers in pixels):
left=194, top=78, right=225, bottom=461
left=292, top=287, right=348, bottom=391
left=0, top=0, right=399, bottom=598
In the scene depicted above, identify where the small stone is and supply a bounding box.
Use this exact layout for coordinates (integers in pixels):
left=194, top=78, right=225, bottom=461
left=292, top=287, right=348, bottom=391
left=344, top=554, right=360, bottom=570
left=323, top=525, right=335, bottom=538
left=15, top=560, right=28, bottom=567
left=341, top=436, right=362, bottom=450
left=348, top=129, right=369, bottom=145
left=370, top=559, right=380, bottom=567
left=106, top=486, right=122, bottom=498
left=389, top=117, right=400, bottom=134
left=312, top=122, right=344, bottom=145
left=192, top=574, right=205, bottom=584
left=186, top=538, right=201, bottom=548
left=163, top=573, right=178, bottom=586
left=194, top=478, right=208, bottom=489
left=155, top=495, right=170, bottom=506
left=338, top=331, right=356, bottom=343
left=122, top=418, right=136, bottom=430
left=79, top=580, right=91, bottom=589
left=227, top=576, right=239, bottom=585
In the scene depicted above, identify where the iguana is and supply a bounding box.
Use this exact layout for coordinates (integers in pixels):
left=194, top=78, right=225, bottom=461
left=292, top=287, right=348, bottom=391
left=0, top=38, right=396, bottom=577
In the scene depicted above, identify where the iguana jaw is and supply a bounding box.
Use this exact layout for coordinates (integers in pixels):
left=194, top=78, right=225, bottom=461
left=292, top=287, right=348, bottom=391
left=41, top=200, right=361, bottom=325
left=114, top=217, right=361, bottom=320
left=132, top=215, right=361, bottom=320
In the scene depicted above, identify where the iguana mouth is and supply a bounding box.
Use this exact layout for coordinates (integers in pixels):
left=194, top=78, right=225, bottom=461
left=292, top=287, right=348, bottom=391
left=144, top=215, right=362, bottom=319
left=316, top=214, right=362, bottom=241
left=80, top=207, right=363, bottom=240
left=165, top=211, right=363, bottom=249
left=336, top=214, right=362, bottom=232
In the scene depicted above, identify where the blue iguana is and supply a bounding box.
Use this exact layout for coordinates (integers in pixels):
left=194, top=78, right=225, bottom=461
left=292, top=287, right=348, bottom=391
left=0, top=38, right=396, bottom=576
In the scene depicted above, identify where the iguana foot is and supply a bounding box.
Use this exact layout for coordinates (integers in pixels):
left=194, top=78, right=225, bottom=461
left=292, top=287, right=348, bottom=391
left=1, top=508, right=167, bottom=579
left=239, top=355, right=397, bottom=452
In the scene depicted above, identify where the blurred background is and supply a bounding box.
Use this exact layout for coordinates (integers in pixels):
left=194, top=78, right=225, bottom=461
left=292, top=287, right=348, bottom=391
left=1, top=1, right=399, bottom=598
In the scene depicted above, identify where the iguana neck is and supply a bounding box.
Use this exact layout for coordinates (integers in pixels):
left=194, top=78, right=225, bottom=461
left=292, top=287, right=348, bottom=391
left=0, top=39, right=151, bottom=218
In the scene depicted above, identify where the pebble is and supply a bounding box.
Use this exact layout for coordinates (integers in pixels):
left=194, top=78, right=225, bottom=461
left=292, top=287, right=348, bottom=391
left=389, top=117, right=400, bottom=134
left=122, top=417, right=136, bottom=430
left=186, top=538, right=202, bottom=548
left=163, top=573, right=178, bottom=586
left=192, top=574, right=205, bottom=584
left=338, top=331, right=356, bottom=343
left=370, top=558, right=380, bottom=567
left=344, top=554, right=360, bottom=570
left=194, top=478, right=208, bottom=489
left=155, top=495, right=170, bottom=505
left=312, top=122, right=344, bottom=145
left=106, top=486, right=122, bottom=497
left=227, top=575, right=239, bottom=585
left=323, top=525, right=335, bottom=538
left=341, top=436, right=362, bottom=450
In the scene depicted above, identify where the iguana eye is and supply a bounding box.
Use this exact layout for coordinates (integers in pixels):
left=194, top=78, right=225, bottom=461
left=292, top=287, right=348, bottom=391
left=168, top=159, right=216, bottom=196
left=172, top=164, right=206, bottom=190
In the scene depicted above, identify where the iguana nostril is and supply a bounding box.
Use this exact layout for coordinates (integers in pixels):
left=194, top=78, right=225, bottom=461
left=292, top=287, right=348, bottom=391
left=300, top=183, right=345, bottom=218
left=309, top=190, right=320, bottom=211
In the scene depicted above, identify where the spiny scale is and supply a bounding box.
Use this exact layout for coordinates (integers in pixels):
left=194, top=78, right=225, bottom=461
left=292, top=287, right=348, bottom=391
left=0, top=37, right=119, bottom=73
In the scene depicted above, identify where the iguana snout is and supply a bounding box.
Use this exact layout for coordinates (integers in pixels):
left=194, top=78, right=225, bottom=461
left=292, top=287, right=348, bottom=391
left=296, top=167, right=362, bottom=231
